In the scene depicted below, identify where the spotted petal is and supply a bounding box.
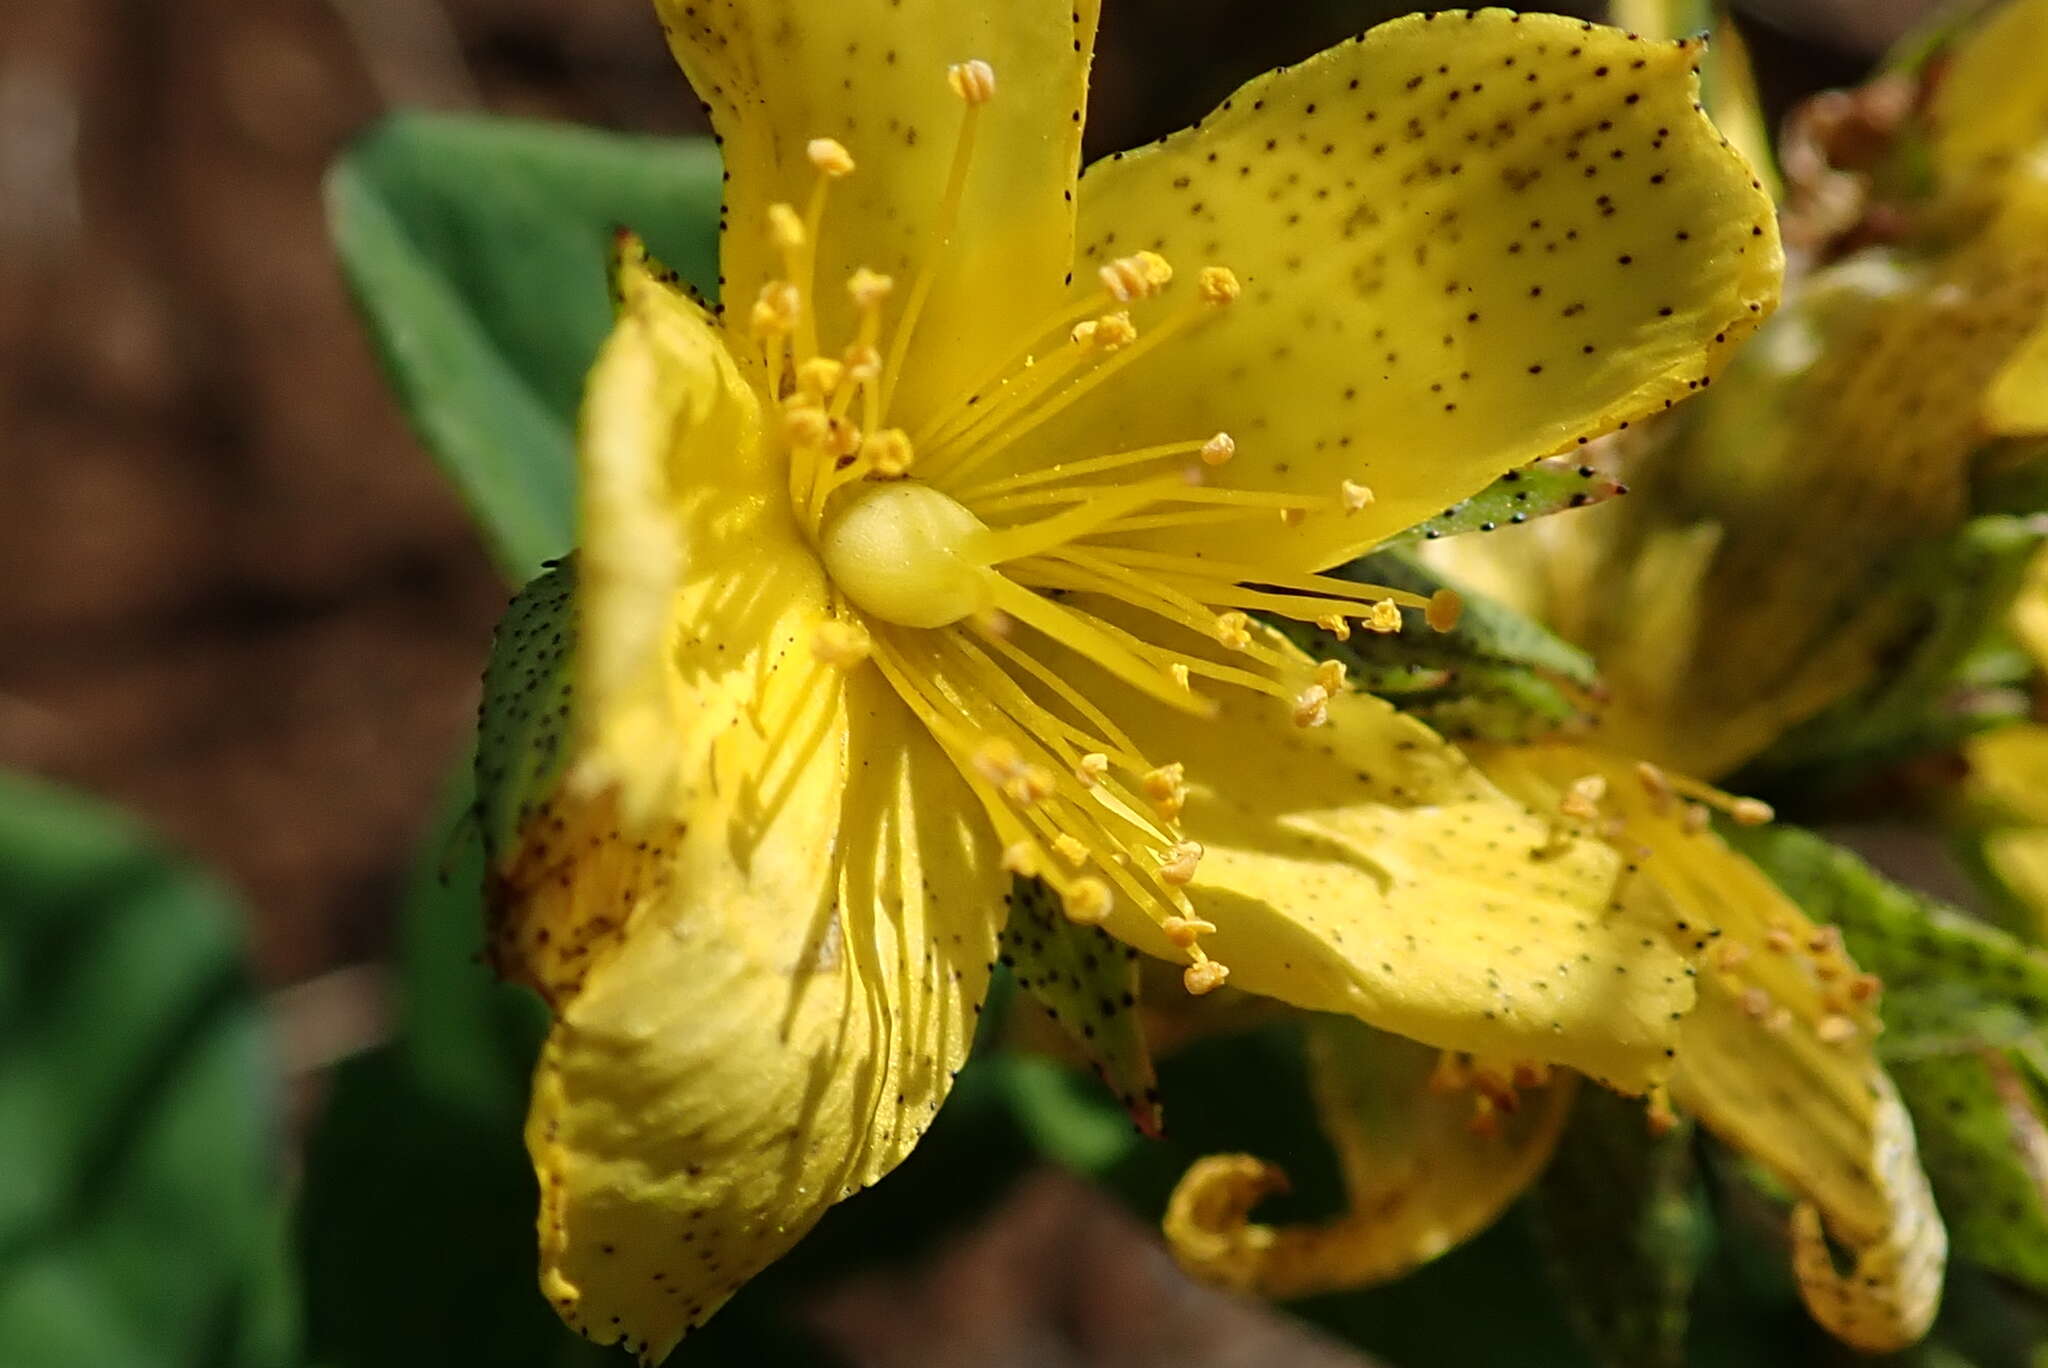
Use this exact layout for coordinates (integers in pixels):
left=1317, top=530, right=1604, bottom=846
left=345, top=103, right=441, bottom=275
left=1000, top=9, right=1779, bottom=571
left=653, top=0, right=1098, bottom=426
left=1087, top=637, right=1696, bottom=1093
left=1165, top=1020, right=1575, bottom=1297
left=493, top=255, right=1003, bottom=1361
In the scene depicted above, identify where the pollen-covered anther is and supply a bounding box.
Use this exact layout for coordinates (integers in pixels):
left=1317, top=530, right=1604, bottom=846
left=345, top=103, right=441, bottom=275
left=1183, top=958, right=1230, bottom=996
left=1730, top=797, right=1774, bottom=826
left=1080, top=311, right=1137, bottom=351
left=1199, top=432, right=1235, bottom=466
left=1074, top=751, right=1109, bottom=788
left=1052, top=833, right=1090, bottom=867
left=1559, top=775, right=1607, bottom=822
left=806, top=137, right=856, bottom=178
left=1169, top=662, right=1193, bottom=691
left=809, top=618, right=871, bottom=668
left=1001, top=840, right=1041, bottom=877
left=1292, top=684, right=1330, bottom=729
left=1425, top=588, right=1464, bottom=633
left=972, top=737, right=1027, bottom=788
left=1739, top=985, right=1773, bottom=1019
left=843, top=344, right=882, bottom=383
left=866, top=428, right=915, bottom=477
left=797, top=356, right=845, bottom=402
left=1314, top=659, right=1347, bottom=694
left=1214, top=610, right=1252, bottom=650
left=752, top=281, right=802, bottom=338
left=1816, top=1013, right=1859, bottom=1045
left=1064, top=877, right=1113, bottom=925
left=1158, top=841, right=1205, bottom=887
left=1848, top=971, right=1883, bottom=1003
left=1143, top=762, right=1187, bottom=820
left=1765, top=924, right=1797, bottom=953
left=1007, top=764, right=1057, bottom=805
left=1711, top=939, right=1751, bottom=972
left=1635, top=761, right=1675, bottom=815
left=767, top=202, right=806, bottom=253
left=847, top=267, right=894, bottom=309
left=783, top=404, right=830, bottom=447
left=825, top=416, right=863, bottom=459
left=1340, top=480, right=1375, bottom=513
left=1681, top=803, right=1711, bottom=834
left=1099, top=250, right=1174, bottom=302
left=1197, top=266, right=1242, bottom=305
left=1367, top=599, right=1403, bottom=634
left=1315, top=612, right=1351, bottom=642
left=946, top=58, right=997, bottom=105
left=1161, top=914, right=1219, bottom=948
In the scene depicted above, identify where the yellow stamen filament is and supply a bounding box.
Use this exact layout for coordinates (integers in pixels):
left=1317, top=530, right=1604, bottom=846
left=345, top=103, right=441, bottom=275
left=878, top=61, right=992, bottom=416
left=1659, top=770, right=1776, bottom=825
left=981, top=573, right=1217, bottom=717
left=956, top=435, right=1235, bottom=502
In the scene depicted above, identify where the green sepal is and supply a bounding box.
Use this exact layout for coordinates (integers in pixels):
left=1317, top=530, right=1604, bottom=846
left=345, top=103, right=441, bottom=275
left=474, top=559, right=577, bottom=866
left=1890, top=1051, right=2048, bottom=1295
left=1000, top=878, right=1162, bottom=1138
left=1527, top=1088, right=1705, bottom=1368
left=1383, top=459, right=1627, bottom=548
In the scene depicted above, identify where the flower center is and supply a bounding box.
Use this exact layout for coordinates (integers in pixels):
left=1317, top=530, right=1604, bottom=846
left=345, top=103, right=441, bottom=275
left=735, top=59, right=1460, bottom=995
left=818, top=481, right=992, bottom=629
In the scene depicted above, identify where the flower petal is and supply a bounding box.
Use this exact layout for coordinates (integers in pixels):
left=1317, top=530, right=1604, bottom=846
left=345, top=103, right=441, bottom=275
left=1165, top=1020, right=1575, bottom=1298
left=1478, top=743, right=1944, bottom=1352
left=494, top=262, right=1005, bottom=1359
left=1009, top=10, right=1779, bottom=570
left=1090, top=651, right=1696, bottom=1092
left=653, top=0, right=1098, bottom=426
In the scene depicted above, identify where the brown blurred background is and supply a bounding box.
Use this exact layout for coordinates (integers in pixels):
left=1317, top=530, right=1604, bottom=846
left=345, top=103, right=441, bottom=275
left=0, top=0, right=1941, bottom=992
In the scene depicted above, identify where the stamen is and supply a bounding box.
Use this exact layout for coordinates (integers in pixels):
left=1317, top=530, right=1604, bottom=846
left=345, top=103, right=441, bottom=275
left=878, top=61, right=994, bottom=416
left=1161, top=913, right=1217, bottom=947
left=982, top=573, right=1216, bottom=716
left=1183, top=958, right=1230, bottom=995
left=956, top=434, right=1234, bottom=502
left=1143, top=763, right=1187, bottom=820
left=1292, top=684, right=1330, bottom=728
left=1426, top=589, right=1464, bottom=633
left=1659, top=770, right=1775, bottom=825
left=806, top=137, right=856, bottom=178
left=1158, top=841, right=1205, bottom=886
left=1064, top=877, right=1113, bottom=925
left=1076, top=752, right=1110, bottom=787
left=1201, top=432, right=1236, bottom=466
left=1340, top=479, right=1375, bottom=513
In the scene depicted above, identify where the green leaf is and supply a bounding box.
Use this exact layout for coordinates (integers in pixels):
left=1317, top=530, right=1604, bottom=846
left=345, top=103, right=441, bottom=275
left=1273, top=548, right=1600, bottom=742
left=1528, top=1089, right=1705, bottom=1368
left=474, top=559, right=578, bottom=865
left=1001, top=879, right=1161, bottom=1137
left=327, top=113, right=725, bottom=580
left=0, top=772, right=296, bottom=1368
left=1726, top=823, right=2048, bottom=1061
left=1889, top=1052, right=2048, bottom=1294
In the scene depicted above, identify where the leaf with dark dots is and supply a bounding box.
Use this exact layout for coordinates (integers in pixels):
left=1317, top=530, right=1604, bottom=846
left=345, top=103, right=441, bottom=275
left=474, top=559, right=578, bottom=867
left=1384, top=458, right=1627, bottom=548
left=999, top=878, right=1162, bottom=1138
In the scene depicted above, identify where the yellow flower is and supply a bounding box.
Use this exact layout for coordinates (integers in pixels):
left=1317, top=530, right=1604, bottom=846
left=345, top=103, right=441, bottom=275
left=480, top=4, right=1779, bottom=1358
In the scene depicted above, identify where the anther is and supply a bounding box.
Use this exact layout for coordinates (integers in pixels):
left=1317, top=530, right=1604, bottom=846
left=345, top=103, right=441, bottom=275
left=1083, top=312, right=1137, bottom=351
left=1008, top=764, right=1057, bottom=805
left=843, top=344, right=882, bottom=383
left=1635, top=761, right=1674, bottom=814
left=768, top=202, right=806, bottom=253
left=1052, top=834, right=1090, bottom=867
left=797, top=357, right=844, bottom=401
left=1848, top=972, right=1882, bottom=1003
left=1169, top=662, right=1192, bottom=691
left=1074, top=752, right=1109, bottom=787
left=1099, top=251, right=1174, bottom=302
left=847, top=267, right=895, bottom=308
left=1214, top=610, right=1252, bottom=650
left=1292, top=684, right=1330, bottom=729
left=1184, top=959, right=1231, bottom=995
left=972, top=737, right=1026, bottom=788
left=866, top=428, right=915, bottom=477
left=1739, top=986, right=1772, bottom=1019
left=1065, top=877, right=1113, bottom=925
left=1161, top=914, right=1218, bottom=948
left=1314, top=659, right=1347, bottom=693
left=947, top=59, right=997, bottom=105
left=1367, top=599, right=1403, bottom=633
left=1816, top=1014, right=1858, bottom=1045
left=1200, top=432, right=1236, bottom=466
left=783, top=405, right=830, bottom=447
left=1559, top=775, right=1607, bottom=822
left=1143, top=763, right=1187, bottom=820
left=1730, top=797, right=1774, bottom=825
left=1001, top=841, right=1041, bottom=877
left=1340, top=480, right=1375, bottom=513
left=810, top=618, right=871, bottom=668
left=1159, top=841, right=1205, bottom=886
left=1279, top=507, right=1308, bottom=528
left=1316, top=612, right=1352, bottom=641
left=1197, top=266, right=1242, bottom=305
left=1425, top=589, right=1464, bottom=633
left=806, top=137, right=856, bottom=177
left=753, top=281, right=802, bottom=337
